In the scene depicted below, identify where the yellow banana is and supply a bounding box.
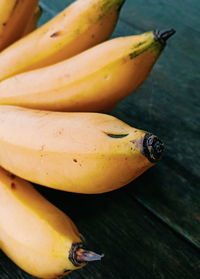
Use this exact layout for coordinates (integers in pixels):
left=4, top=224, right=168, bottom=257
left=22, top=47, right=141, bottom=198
left=0, top=29, right=175, bottom=112
left=0, top=0, right=126, bottom=81
left=0, top=0, right=39, bottom=51
left=0, top=167, right=102, bottom=279
left=0, top=106, right=164, bottom=194
left=22, top=5, right=42, bottom=36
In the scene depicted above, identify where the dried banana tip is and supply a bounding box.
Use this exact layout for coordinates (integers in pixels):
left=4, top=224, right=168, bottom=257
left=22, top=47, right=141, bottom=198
left=142, top=133, right=164, bottom=163
left=154, top=28, right=176, bottom=44
left=69, top=243, right=104, bottom=266
left=76, top=248, right=104, bottom=262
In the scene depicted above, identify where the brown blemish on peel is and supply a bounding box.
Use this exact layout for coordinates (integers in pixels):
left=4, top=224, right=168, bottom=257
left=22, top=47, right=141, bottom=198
left=11, top=182, right=16, bottom=190
left=58, top=129, right=64, bottom=135
left=50, top=31, right=61, bottom=38
left=10, top=173, right=16, bottom=179
left=73, top=159, right=78, bottom=163
left=7, top=173, right=16, bottom=179
left=106, top=133, right=129, bottom=138
left=54, top=128, right=64, bottom=136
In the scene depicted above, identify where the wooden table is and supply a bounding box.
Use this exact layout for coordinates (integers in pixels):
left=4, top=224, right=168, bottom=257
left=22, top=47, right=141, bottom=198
left=1, top=0, right=200, bottom=278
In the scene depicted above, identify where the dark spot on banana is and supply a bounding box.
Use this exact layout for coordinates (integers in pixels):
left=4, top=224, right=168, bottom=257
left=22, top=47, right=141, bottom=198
left=129, top=49, right=144, bottom=59
left=58, top=129, right=63, bottom=135
left=135, top=41, right=146, bottom=48
left=106, top=133, right=129, bottom=138
left=50, top=31, right=61, bottom=38
left=129, top=42, right=157, bottom=60
left=7, top=173, right=16, bottom=179
left=73, top=159, right=78, bottom=163
left=11, top=182, right=16, bottom=190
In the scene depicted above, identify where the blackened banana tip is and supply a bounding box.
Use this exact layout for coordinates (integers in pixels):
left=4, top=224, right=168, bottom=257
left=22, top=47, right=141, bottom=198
left=69, top=243, right=104, bottom=267
left=142, top=133, right=164, bottom=163
left=76, top=249, right=104, bottom=262
left=154, top=28, right=176, bottom=44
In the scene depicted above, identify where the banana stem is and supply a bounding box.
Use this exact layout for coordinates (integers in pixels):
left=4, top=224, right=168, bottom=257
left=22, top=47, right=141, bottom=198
left=76, top=248, right=104, bottom=262
left=69, top=243, right=104, bottom=267
left=154, top=28, right=176, bottom=44
left=142, top=133, right=164, bottom=163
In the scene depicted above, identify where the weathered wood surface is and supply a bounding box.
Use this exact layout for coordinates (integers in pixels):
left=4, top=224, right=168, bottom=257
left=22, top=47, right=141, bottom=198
left=114, top=0, right=200, bottom=247
left=1, top=0, right=200, bottom=278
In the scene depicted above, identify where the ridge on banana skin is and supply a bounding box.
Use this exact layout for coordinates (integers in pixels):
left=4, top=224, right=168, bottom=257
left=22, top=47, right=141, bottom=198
left=0, top=167, right=102, bottom=279
left=22, top=5, right=43, bottom=36
left=0, top=0, right=126, bottom=81
left=0, top=0, right=39, bottom=51
left=0, top=106, right=164, bottom=194
left=0, top=31, right=166, bottom=112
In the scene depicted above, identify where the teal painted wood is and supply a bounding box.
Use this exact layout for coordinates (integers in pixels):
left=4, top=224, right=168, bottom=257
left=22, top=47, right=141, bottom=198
left=111, top=0, right=200, bottom=248
left=0, top=0, right=200, bottom=278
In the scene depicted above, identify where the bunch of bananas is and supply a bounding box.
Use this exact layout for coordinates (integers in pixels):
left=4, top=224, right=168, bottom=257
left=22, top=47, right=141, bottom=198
left=0, top=0, right=175, bottom=278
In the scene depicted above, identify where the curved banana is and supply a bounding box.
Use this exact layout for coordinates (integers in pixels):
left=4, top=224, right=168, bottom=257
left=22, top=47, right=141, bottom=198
left=0, top=0, right=39, bottom=51
left=22, top=5, right=42, bottom=36
left=0, top=29, right=175, bottom=112
left=0, top=0, right=125, bottom=81
left=0, top=167, right=102, bottom=279
left=0, top=106, right=164, bottom=194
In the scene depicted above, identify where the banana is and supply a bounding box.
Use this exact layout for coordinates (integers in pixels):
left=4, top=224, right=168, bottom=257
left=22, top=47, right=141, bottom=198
left=0, top=106, right=164, bottom=194
left=0, top=0, right=39, bottom=51
left=22, top=5, right=42, bottom=36
left=0, top=0, right=126, bottom=81
left=0, top=29, right=175, bottom=112
left=0, top=167, right=102, bottom=279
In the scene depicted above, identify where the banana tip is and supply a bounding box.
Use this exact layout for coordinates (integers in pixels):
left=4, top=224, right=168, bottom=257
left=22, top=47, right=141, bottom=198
left=142, top=133, right=164, bottom=163
left=69, top=243, right=104, bottom=267
left=154, top=29, right=176, bottom=44
left=76, top=249, right=104, bottom=262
